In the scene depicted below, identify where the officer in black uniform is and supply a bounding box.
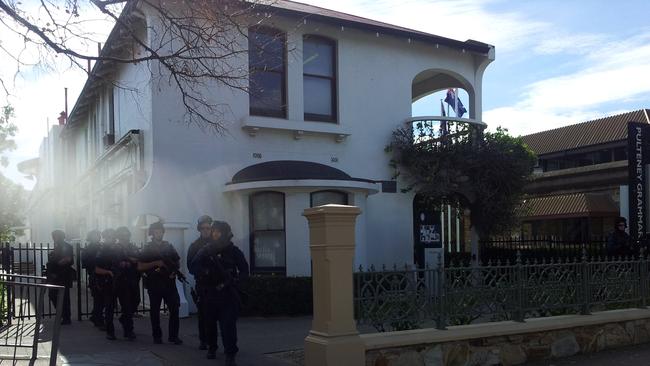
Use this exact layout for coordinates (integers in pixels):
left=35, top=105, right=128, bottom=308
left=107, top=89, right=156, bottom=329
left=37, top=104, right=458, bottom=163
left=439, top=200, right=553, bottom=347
left=115, top=227, right=141, bottom=315
left=190, top=221, right=249, bottom=365
left=95, top=228, right=137, bottom=341
left=138, top=221, right=183, bottom=345
left=82, top=230, right=104, bottom=328
left=187, top=215, right=213, bottom=350
left=46, top=230, right=74, bottom=325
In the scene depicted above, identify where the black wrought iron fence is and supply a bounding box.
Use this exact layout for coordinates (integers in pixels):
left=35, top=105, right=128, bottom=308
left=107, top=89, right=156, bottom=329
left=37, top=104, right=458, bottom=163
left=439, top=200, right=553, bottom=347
left=0, top=273, right=64, bottom=365
left=480, top=236, right=609, bottom=262
left=354, top=251, right=648, bottom=332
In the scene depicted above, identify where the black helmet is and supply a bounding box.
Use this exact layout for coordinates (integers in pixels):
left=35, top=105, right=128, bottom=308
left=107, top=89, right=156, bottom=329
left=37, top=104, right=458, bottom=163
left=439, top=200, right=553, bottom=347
left=197, top=215, right=213, bottom=230
left=115, top=226, right=131, bottom=241
left=86, top=230, right=101, bottom=243
left=51, top=230, right=66, bottom=242
left=101, top=228, right=116, bottom=242
left=148, top=221, right=165, bottom=236
left=211, top=221, right=233, bottom=241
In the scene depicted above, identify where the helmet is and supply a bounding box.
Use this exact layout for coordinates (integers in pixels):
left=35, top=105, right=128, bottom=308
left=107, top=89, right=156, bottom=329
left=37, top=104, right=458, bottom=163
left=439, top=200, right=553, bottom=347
left=51, top=230, right=66, bottom=242
left=115, top=226, right=131, bottom=242
left=211, top=221, right=233, bottom=241
left=101, top=228, right=116, bottom=242
left=197, top=215, right=213, bottom=231
left=148, top=221, right=165, bottom=236
left=86, top=230, right=101, bottom=243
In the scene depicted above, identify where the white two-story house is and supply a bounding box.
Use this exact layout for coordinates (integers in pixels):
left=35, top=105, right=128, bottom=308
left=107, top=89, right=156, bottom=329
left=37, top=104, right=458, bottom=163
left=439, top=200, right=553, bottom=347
left=25, top=1, right=494, bottom=282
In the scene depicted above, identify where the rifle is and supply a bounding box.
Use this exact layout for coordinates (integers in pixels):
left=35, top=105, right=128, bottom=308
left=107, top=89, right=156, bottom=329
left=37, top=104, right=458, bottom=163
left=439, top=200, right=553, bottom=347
left=152, top=242, right=189, bottom=284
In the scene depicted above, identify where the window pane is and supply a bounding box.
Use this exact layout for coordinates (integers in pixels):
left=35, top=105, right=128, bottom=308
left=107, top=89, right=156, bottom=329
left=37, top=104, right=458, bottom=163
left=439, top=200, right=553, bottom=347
left=253, top=231, right=286, bottom=268
left=311, top=191, right=347, bottom=207
left=250, top=71, right=284, bottom=115
left=249, top=30, right=284, bottom=72
left=252, top=192, right=284, bottom=230
left=303, top=38, right=333, bottom=77
left=304, top=76, right=333, bottom=117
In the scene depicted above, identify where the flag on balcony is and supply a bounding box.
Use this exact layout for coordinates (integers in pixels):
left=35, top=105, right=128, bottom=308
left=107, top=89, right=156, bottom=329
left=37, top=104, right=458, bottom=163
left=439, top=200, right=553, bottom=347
left=444, top=89, right=467, bottom=118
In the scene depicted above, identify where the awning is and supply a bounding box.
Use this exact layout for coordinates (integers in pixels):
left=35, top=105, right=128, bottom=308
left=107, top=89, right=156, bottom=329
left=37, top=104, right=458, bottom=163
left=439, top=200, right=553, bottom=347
left=518, top=192, right=619, bottom=220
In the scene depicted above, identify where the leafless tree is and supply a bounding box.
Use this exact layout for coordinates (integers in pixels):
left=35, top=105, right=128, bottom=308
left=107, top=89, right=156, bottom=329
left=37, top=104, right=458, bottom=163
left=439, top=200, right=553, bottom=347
left=0, top=0, right=284, bottom=134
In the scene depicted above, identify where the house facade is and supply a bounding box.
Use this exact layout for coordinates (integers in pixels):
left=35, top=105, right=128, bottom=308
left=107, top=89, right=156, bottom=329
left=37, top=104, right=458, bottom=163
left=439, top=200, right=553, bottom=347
left=23, top=1, right=494, bottom=285
left=520, top=109, right=650, bottom=240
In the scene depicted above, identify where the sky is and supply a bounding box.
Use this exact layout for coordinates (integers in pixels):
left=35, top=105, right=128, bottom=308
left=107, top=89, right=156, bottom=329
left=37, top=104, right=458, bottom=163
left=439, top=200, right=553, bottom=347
left=2, top=0, right=650, bottom=190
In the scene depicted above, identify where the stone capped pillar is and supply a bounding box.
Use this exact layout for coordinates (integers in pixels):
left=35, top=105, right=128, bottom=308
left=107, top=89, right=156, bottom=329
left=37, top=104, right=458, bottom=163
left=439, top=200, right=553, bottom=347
left=303, top=204, right=364, bottom=366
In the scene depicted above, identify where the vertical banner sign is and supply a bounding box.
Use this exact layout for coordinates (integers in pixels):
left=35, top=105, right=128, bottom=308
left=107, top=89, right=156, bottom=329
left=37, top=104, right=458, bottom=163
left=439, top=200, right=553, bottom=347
left=628, top=121, right=648, bottom=243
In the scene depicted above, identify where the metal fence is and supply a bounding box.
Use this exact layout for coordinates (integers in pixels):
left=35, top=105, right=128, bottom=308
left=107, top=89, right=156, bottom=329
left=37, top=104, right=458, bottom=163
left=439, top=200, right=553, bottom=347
left=0, top=242, right=153, bottom=320
left=354, top=251, right=647, bottom=332
left=480, top=236, right=609, bottom=262
left=0, top=273, right=64, bottom=365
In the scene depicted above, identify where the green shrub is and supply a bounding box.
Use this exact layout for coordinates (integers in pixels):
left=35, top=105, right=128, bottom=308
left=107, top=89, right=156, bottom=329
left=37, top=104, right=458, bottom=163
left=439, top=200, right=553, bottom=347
left=240, top=275, right=312, bottom=317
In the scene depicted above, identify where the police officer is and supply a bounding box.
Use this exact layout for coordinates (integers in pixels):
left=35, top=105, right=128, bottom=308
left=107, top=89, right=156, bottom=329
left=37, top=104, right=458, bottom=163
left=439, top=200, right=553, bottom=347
left=46, top=230, right=74, bottom=325
left=138, top=221, right=183, bottom=345
left=115, top=227, right=141, bottom=315
left=190, top=221, right=249, bottom=365
left=95, top=228, right=137, bottom=341
left=187, top=215, right=213, bottom=350
left=82, top=230, right=104, bottom=328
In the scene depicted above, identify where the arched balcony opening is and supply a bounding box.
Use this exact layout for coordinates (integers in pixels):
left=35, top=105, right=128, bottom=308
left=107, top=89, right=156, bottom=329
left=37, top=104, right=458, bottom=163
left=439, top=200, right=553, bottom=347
left=408, top=69, right=485, bottom=149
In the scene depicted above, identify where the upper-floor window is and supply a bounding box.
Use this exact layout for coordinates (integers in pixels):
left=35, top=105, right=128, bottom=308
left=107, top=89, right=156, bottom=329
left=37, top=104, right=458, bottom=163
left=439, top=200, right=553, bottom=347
left=303, top=35, right=337, bottom=122
left=249, top=27, right=287, bottom=118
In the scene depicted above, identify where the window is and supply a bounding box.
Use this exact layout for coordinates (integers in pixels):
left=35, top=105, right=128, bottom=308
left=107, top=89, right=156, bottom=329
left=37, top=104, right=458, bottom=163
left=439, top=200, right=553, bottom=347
left=310, top=190, right=348, bottom=207
left=303, top=36, right=337, bottom=122
left=249, top=27, right=287, bottom=118
left=250, top=192, right=286, bottom=273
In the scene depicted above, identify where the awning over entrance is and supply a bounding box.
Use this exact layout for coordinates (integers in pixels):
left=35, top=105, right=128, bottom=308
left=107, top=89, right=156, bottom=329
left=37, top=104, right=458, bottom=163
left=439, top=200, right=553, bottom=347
left=518, top=192, right=619, bottom=220
left=225, top=160, right=382, bottom=194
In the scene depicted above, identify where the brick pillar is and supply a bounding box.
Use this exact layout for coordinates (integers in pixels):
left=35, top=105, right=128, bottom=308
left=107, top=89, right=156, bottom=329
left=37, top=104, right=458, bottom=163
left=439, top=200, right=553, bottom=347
left=303, top=204, right=365, bottom=366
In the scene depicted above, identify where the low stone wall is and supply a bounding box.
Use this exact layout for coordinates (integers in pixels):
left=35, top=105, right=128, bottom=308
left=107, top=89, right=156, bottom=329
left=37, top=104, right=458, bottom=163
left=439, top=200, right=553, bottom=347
left=363, top=309, right=650, bottom=366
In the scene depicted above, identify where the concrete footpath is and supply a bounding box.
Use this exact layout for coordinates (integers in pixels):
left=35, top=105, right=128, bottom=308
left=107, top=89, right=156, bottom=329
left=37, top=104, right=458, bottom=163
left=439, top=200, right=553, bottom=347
left=51, top=314, right=311, bottom=366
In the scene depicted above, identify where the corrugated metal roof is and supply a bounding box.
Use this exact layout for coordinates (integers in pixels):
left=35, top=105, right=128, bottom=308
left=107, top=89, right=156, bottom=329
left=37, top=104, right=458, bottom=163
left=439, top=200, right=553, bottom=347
left=522, top=109, right=650, bottom=155
left=518, top=193, right=618, bottom=219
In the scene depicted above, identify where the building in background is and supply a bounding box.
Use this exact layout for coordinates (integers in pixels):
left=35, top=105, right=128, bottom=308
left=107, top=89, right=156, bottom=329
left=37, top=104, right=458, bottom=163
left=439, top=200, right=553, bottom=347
left=519, top=109, right=650, bottom=240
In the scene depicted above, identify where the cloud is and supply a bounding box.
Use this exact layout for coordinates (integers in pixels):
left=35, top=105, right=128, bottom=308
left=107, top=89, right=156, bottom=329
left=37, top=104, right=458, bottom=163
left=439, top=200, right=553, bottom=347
left=485, top=30, right=650, bottom=136
left=306, top=0, right=548, bottom=53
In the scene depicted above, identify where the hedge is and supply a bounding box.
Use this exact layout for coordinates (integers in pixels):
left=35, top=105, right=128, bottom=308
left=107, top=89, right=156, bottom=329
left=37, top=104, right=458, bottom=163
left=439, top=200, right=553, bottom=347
left=240, top=275, right=312, bottom=317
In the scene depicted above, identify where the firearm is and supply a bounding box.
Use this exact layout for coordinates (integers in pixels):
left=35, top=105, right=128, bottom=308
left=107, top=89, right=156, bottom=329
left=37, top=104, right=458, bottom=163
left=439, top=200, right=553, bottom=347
left=154, top=243, right=189, bottom=284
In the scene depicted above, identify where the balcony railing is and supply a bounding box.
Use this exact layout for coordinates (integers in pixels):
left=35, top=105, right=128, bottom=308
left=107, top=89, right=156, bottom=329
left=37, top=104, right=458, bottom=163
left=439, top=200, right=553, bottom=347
left=405, top=116, right=486, bottom=148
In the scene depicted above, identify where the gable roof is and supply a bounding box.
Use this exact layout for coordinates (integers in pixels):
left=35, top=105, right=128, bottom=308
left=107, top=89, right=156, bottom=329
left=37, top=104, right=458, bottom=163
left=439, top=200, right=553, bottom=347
left=521, top=109, right=650, bottom=156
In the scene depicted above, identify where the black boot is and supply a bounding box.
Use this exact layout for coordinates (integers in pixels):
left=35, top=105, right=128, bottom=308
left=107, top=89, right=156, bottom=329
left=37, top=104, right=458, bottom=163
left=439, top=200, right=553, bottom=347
left=198, top=342, right=207, bottom=350
left=206, top=348, right=216, bottom=359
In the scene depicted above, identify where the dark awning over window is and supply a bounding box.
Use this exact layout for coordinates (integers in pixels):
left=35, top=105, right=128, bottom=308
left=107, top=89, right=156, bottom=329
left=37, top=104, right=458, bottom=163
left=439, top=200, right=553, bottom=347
left=518, top=192, right=619, bottom=220
left=229, top=160, right=375, bottom=184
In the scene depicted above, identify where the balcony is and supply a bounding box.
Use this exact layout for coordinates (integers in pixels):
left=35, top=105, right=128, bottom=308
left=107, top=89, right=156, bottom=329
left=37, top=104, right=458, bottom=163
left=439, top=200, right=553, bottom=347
left=405, top=116, right=487, bottom=148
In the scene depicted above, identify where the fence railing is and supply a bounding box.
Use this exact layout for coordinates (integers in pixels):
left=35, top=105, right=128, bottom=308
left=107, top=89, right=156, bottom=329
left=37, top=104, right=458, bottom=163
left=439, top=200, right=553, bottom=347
left=0, top=273, right=64, bottom=365
left=480, top=236, right=609, bottom=262
left=354, top=251, right=647, bottom=332
left=1, top=242, right=155, bottom=320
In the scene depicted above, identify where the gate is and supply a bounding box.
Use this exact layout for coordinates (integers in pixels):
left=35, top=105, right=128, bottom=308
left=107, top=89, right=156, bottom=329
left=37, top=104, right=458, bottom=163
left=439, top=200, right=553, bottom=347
left=0, top=242, right=153, bottom=320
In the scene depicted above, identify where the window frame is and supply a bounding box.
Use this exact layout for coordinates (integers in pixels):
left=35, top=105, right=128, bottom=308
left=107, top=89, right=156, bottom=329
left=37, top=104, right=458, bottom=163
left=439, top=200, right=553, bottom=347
left=249, top=191, right=287, bottom=274
left=310, top=190, right=349, bottom=207
left=302, top=35, right=337, bottom=123
left=248, top=26, right=288, bottom=119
